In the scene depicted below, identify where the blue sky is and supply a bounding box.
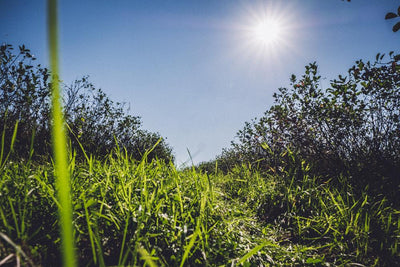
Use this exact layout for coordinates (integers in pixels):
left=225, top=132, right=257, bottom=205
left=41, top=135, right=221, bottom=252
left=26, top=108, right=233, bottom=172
left=1, top=0, right=399, bottom=166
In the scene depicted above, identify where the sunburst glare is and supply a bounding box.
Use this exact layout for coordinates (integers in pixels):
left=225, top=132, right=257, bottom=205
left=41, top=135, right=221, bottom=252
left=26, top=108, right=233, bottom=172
left=233, top=1, right=299, bottom=68
left=251, top=18, right=283, bottom=46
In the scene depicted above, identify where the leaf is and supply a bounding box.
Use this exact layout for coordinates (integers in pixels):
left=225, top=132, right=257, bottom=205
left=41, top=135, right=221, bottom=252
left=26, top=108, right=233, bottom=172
left=393, top=22, right=400, bottom=32
left=238, top=242, right=276, bottom=265
left=261, top=142, right=272, bottom=153
left=385, top=12, right=398, bottom=20
left=180, top=226, right=199, bottom=267
left=85, top=198, right=97, bottom=208
left=306, top=257, right=324, bottom=264
left=138, top=248, right=158, bottom=267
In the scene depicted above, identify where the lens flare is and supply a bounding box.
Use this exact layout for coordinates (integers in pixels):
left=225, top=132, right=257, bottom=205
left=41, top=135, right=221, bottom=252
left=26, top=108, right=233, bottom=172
left=251, top=18, right=282, bottom=46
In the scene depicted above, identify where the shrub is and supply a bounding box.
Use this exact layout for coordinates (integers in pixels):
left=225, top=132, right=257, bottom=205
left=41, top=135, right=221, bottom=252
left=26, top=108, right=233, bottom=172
left=222, top=53, right=400, bottom=201
left=0, top=44, right=174, bottom=162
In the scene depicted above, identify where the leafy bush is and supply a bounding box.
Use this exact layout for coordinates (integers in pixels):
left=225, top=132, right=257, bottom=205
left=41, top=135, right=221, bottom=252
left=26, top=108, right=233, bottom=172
left=63, top=77, right=173, bottom=162
left=222, top=53, right=400, bottom=201
left=0, top=44, right=174, bottom=162
left=1, top=44, right=52, bottom=158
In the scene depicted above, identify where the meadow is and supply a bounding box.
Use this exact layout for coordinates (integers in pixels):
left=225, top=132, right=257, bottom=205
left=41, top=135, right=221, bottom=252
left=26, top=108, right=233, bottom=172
left=0, top=141, right=399, bottom=266
left=1, top=1, right=400, bottom=265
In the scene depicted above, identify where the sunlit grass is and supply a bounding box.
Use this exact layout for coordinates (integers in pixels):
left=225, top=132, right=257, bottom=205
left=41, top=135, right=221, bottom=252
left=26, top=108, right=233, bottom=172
left=47, top=0, right=76, bottom=266
left=0, top=144, right=399, bottom=265
left=0, top=1, right=399, bottom=265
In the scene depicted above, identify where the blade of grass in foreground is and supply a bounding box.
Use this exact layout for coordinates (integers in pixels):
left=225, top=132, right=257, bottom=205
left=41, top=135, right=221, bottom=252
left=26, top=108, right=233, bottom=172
left=48, top=0, right=76, bottom=266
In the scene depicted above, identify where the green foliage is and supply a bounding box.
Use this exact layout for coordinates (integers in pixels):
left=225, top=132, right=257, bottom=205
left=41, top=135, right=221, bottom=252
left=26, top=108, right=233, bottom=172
left=222, top=53, right=400, bottom=202
left=385, top=6, right=400, bottom=32
left=64, top=77, right=173, bottom=162
left=0, top=44, right=52, bottom=158
left=0, top=44, right=174, bottom=162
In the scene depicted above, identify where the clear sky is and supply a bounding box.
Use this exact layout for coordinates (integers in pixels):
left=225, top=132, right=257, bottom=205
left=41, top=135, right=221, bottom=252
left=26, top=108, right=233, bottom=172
left=1, top=0, right=399, bottom=166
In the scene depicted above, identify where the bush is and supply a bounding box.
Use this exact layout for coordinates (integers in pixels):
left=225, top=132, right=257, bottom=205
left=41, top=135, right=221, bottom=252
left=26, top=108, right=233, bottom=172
left=222, top=53, right=400, bottom=201
left=0, top=44, right=174, bottom=162
left=1, top=44, right=52, bottom=158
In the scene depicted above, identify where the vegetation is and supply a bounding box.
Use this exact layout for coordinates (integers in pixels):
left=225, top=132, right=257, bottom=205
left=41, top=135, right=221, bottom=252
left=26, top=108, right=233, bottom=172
left=216, top=53, right=400, bottom=205
left=385, top=6, right=400, bottom=32
left=0, top=145, right=399, bottom=265
left=0, top=44, right=173, bottom=163
left=1, top=10, right=399, bottom=264
left=1, top=51, right=400, bottom=265
left=48, top=1, right=76, bottom=265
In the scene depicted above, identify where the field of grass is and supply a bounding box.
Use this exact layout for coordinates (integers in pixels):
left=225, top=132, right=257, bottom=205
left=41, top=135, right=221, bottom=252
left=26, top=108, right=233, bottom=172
left=1, top=1, right=398, bottom=266
left=0, top=146, right=399, bottom=266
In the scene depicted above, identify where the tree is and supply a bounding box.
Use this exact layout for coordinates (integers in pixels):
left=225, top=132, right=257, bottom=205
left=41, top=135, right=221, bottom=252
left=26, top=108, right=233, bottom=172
left=0, top=44, right=174, bottom=162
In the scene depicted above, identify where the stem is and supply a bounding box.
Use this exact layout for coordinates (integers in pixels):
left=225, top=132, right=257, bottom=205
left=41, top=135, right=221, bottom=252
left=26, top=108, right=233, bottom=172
left=48, top=0, right=76, bottom=266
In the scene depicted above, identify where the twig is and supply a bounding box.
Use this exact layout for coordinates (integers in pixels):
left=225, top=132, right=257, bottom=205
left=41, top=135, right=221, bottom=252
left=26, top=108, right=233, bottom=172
left=0, top=232, right=35, bottom=266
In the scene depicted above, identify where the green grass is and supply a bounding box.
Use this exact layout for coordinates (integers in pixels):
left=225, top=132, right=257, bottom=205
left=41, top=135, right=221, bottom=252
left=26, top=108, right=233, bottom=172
left=0, top=1, right=399, bottom=265
left=0, top=145, right=399, bottom=265
left=47, top=0, right=76, bottom=266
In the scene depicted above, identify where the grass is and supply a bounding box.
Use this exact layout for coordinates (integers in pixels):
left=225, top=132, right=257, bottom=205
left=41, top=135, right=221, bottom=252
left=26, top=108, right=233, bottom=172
left=0, top=0, right=399, bottom=265
left=0, top=148, right=244, bottom=265
left=0, top=144, right=399, bottom=265
left=47, top=0, right=76, bottom=266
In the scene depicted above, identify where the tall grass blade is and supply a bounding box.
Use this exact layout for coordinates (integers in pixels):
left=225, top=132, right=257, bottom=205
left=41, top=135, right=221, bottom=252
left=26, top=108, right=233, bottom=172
left=180, top=225, right=199, bottom=267
left=238, top=241, right=273, bottom=265
left=0, top=120, right=18, bottom=171
left=47, top=0, right=76, bottom=266
left=118, top=215, right=130, bottom=265
left=0, top=110, right=8, bottom=165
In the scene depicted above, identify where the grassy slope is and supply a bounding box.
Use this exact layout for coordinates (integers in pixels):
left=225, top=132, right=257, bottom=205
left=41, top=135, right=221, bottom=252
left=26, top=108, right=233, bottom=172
left=0, top=152, right=399, bottom=266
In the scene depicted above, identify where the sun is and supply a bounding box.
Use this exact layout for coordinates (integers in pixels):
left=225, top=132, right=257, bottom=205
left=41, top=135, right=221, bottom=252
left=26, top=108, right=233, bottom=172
left=251, top=18, right=283, bottom=47
left=246, top=12, right=288, bottom=53
left=234, top=1, right=296, bottom=63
